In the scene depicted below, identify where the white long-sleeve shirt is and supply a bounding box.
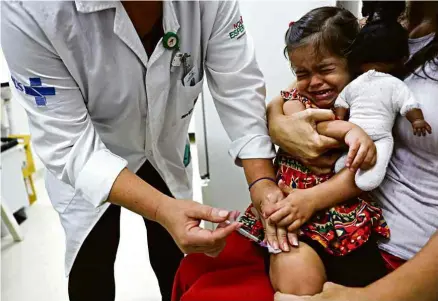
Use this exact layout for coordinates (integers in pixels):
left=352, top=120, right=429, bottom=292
left=1, top=0, right=275, bottom=274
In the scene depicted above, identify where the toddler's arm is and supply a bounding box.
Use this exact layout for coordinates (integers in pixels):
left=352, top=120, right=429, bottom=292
left=267, top=167, right=363, bottom=231
left=334, top=107, right=348, bottom=121
left=267, top=121, right=376, bottom=230
left=333, top=87, right=350, bottom=120
left=283, top=99, right=306, bottom=115
left=317, top=120, right=376, bottom=171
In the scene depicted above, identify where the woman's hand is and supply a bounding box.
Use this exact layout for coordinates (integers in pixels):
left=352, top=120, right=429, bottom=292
left=344, top=126, right=377, bottom=171
left=267, top=95, right=341, bottom=161
left=264, top=180, right=316, bottom=232
left=156, top=197, right=241, bottom=255
left=274, top=283, right=370, bottom=301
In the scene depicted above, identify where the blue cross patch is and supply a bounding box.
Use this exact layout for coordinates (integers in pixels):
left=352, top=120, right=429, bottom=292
left=11, top=76, right=56, bottom=106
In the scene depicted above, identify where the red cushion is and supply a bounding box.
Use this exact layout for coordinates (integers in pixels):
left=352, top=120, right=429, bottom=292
left=172, top=232, right=274, bottom=301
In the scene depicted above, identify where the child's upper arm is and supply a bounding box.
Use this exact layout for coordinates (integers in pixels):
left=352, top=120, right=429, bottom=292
left=283, top=99, right=306, bottom=116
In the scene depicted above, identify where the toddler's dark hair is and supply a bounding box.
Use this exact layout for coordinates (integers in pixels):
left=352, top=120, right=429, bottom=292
left=285, top=7, right=359, bottom=59
left=347, top=1, right=409, bottom=76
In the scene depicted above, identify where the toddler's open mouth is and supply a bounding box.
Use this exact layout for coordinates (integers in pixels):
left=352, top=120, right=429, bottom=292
left=308, top=89, right=337, bottom=108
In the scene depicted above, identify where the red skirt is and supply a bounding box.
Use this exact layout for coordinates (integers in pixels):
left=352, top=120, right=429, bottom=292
left=172, top=233, right=406, bottom=301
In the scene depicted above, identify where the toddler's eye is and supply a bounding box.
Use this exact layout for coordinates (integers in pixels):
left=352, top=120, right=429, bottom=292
left=295, top=71, right=309, bottom=79
left=320, top=68, right=335, bottom=74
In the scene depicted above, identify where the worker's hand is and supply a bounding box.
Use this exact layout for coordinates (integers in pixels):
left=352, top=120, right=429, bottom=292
left=274, top=282, right=370, bottom=301
left=268, top=107, right=341, bottom=162
left=249, top=179, right=296, bottom=252
left=156, top=197, right=241, bottom=255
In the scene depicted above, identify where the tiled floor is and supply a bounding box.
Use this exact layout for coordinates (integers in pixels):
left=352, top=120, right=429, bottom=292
left=2, top=145, right=203, bottom=301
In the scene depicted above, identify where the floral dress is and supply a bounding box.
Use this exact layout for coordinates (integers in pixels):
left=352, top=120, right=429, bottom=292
left=239, top=89, right=390, bottom=256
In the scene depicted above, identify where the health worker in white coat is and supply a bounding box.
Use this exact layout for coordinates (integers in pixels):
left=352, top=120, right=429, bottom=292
left=1, top=1, right=292, bottom=300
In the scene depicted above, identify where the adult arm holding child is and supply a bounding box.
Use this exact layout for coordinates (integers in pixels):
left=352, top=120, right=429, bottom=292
left=267, top=95, right=342, bottom=175
left=241, top=158, right=297, bottom=251
left=266, top=98, right=376, bottom=231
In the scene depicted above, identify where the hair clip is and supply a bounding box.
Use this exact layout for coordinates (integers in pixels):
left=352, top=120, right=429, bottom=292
left=289, top=21, right=295, bottom=27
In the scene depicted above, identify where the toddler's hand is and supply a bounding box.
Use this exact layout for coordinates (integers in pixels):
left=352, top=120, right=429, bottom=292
left=412, top=119, right=432, bottom=136
left=344, top=126, right=376, bottom=171
left=264, top=180, right=316, bottom=232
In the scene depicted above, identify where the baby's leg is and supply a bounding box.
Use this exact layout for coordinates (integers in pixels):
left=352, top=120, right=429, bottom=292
left=270, top=241, right=326, bottom=296
left=355, top=136, right=394, bottom=191
left=334, top=153, right=348, bottom=173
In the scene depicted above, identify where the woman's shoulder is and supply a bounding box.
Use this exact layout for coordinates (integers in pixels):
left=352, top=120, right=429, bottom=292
left=280, top=88, right=315, bottom=108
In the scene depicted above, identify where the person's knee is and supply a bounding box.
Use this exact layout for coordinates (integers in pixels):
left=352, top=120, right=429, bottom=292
left=269, top=243, right=326, bottom=296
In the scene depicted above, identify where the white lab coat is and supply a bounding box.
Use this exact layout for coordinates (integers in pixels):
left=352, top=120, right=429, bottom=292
left=1, top=1, right=275, bottom=275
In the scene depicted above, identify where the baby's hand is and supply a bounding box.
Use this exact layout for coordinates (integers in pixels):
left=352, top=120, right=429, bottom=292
left=412, top=119, right=432, bottom=136
left=264, top=180, right=316, bottom=232
left=344, top=126, right=376, bottom=171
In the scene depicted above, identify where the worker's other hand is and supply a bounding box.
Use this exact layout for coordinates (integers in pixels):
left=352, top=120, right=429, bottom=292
left=269, top=108, right=341, bottom=162
left=249, top=179, right=295, bottom=252
left=156, top=197, right=241, bottom=255
left=205, top=209, right=241, bottom=257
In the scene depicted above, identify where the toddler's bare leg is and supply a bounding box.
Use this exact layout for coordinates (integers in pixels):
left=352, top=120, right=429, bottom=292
left=270, top=241, right=326, bottom=296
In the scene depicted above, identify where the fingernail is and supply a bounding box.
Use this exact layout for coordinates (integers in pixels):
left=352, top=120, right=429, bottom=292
left=218, top=209, right=229, bottom=218
left=273, top=241, right=279, bottom=250
left=283, top=242, right=289, bottom=251
left=292, top=237, right=299, bottom=247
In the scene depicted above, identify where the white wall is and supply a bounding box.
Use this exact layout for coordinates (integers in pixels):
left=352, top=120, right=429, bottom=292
left=336, top=1, right=362, bottom=17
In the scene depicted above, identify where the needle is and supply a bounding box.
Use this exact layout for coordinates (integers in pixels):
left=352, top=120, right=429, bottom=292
left=224, top=220, right=282, bottom=254
left=224, top=220, right=262, bottom=243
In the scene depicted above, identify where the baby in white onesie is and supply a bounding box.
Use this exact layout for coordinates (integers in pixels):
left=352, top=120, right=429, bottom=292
left=334, top=70, right=431, bottom=191
left=333, top=4, right=432, bottom=191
